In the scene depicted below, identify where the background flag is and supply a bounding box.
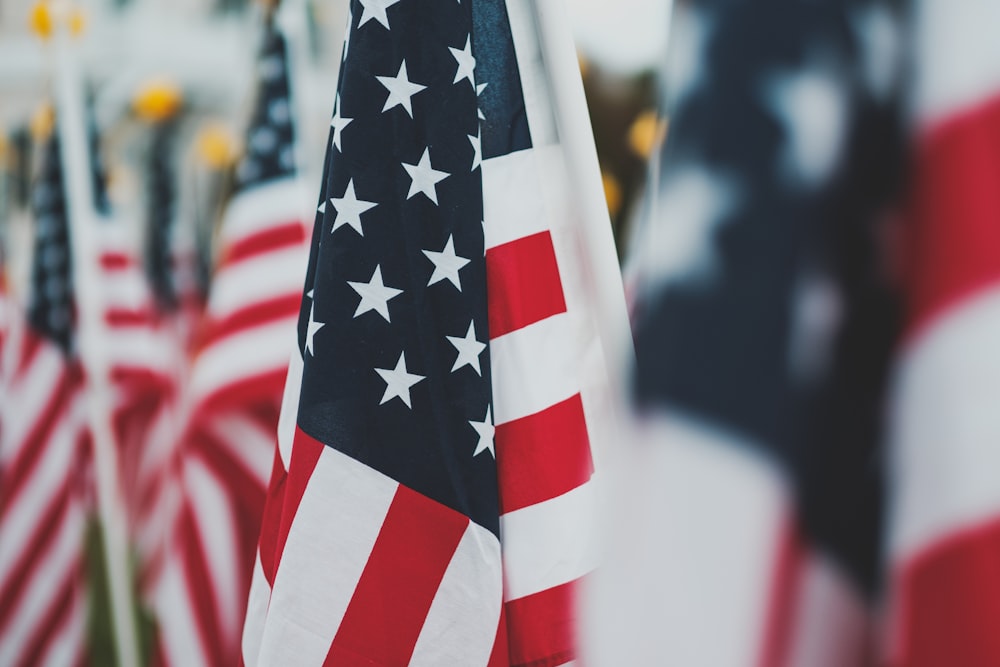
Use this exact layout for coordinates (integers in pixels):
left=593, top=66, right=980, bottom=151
left=0, top=132, right=90, bottom=667
left=242, top=1, right=628, bottom=665
left=150, top=15, right=311, bottom=667
left=884, top=1, right=1000, bottom=665
left=584, top=2, right=907, bottom=665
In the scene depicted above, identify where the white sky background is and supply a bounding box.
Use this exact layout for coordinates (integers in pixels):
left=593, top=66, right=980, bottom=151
left=567, top=0, right=673, bottom=74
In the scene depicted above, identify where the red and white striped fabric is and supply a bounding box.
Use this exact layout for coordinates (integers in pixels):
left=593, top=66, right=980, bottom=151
left=240, top=3, right=626, bottom=665
left=884, top=1, right=1000, bottom=665
left=152, top=176, right=310, bottom=667
left=93, top=224, right=186, bottom=598
left=0, top=302, right=90, bottom=667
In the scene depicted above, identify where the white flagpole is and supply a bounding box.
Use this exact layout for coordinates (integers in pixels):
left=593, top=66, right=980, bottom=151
left=532, top=0, right=635, bottom=395
left=50, top=7, right=141, bottom=667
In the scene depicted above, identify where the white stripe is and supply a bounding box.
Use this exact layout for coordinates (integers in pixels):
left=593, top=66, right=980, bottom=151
left=0, top=500, right=85, bottom=666
left=219, top=178, right=310, bottom=248
left=482, top=147, right=562, bottom=251
left=208, top=244, right=308, bottom=321
left=203, top=411, right=275, bottom=491
left=191, top=320, right=298, bottom=401
left=156, top=554, right=212, bottom=667
left=581, top=413, right=787, bottom=667
left=277, top=350, right=304, bottom=470
left=241, top=553, right=272, bottom=667
left=887, top=284, right=1000, bottom=560
left=914, top=0, right=1000, bottom=126
left=409, top=522, right=503, bottom=667
left=107, top=328, right=177, bottom=377
left=501, top=479, right=599, bottom=602
left=183, top=454, right=243, bottom=644
left=256, top=447, right=397, bottom=666
left=0, top=410, right=78, bottom=579
left=491, top=311, right=594, bottom=425
left=99, top=269, right=150, bottom=312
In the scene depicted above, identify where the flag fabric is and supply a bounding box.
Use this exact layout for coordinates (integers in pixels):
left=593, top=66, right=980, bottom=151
left=151, top=16, right=311, bottom=667
left=883, top=1, right=1000, bottom=665
left=584, top=2, right=906, bottom=665
left=242, top=0, right=626, bottom=665
left=0, top=133, right=90, bottom=667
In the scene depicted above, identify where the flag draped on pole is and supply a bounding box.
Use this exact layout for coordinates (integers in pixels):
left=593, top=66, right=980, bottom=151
left=242, top=0, right=627, bottom=665
left=0, top=133, right=90, bottom=667
left=151, top=16, right=311, bottom=667
left=883, top=1, right=1000, bottom=665
left=584, top=2, right=907, bottom=666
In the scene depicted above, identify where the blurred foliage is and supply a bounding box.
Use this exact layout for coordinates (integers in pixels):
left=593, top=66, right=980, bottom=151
left=580, top=61, right=659, bottom=260
left=84, top=520, right=157, bottom=667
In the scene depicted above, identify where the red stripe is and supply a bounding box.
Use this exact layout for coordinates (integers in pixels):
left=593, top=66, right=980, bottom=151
left=488, top=603, right=511, bottom=667
left=258, top=448, right=288, bottom=586
left=14, top=333, right=43, bottom=378
left=756, top=517, right=805, bottom=667
left=222, top=222, right=306, bottom=266
left=105, top=308, right=157, bottom=327
left=486, top=231, right=567, bottom=338
left=273, top=428, right=324, bottom=576
left=194, top=369, right=287, bottom=418
left=199, top=294, right=301, bottom=352
left=100, top=251, right=135, bottom=269
left=891, top=517, right=1000, bottom=667
left=902, top=93, right=1000, bottom=338
left=325, top=485, right=469, bottom=666
left=177, top=502, right=230, bottom=667
left=505, top=578, right=579, bottom=667
left=495, top=393, right=593, bottom=514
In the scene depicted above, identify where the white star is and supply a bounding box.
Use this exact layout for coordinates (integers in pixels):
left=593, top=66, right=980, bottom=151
left=765, top=67, right=848, bottom=187
left=330, top=96, right=353, bottom=152
left=402, top=148, right=449, bottom=204
left=330, top=179, right=378, bottom=235
left=446, top=321, right=486, bottom=375
left=317, top=200, right=326, bottom=214
left=642, top=168, right=737, bottom=287
left=347, top=265, right=403, bottom=322
left=342, top=6, right=353, bottom=60
left=358, top=0, right=400, bottom=30
left=449, top=36, right=476, bottom=88
left=468, top=130, right=482, bottom=171
left=477, top=82, right=488, bottom=120
left=375, top=352, right=425, bottom=408
left=305, top=303, right=324, bottom=356
left=423, top=235, right=470, bottom=290
left=376, top=61, right=427, bottom=118
left=470, top=406, right=495, bottom=458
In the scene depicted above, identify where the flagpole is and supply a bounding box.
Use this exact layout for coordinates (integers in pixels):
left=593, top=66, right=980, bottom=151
left=49, top=5, right=141, bottom=666
left=532, top=0, right=635, bottom=402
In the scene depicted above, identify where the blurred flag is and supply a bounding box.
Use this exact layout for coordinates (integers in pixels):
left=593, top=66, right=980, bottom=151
left=585, top=2, right=906, bottom=666
left=150, top=16, right=311, bottom=667
left=241, top=1, right=626, bottom=665
left=884, top=2, right=1000, bottom=665
left=0, top=133, right=90, bottom=667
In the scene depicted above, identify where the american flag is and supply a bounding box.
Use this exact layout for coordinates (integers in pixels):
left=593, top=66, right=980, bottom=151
left=150, top=16, right=310, bottom=667
left=0, top=133, right=90, bottom=667
left=242, top=1, right=626, bottom=665
left=883, top=1, right=1000, bottom=665
left=586, top=1, right=907, bottom=665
